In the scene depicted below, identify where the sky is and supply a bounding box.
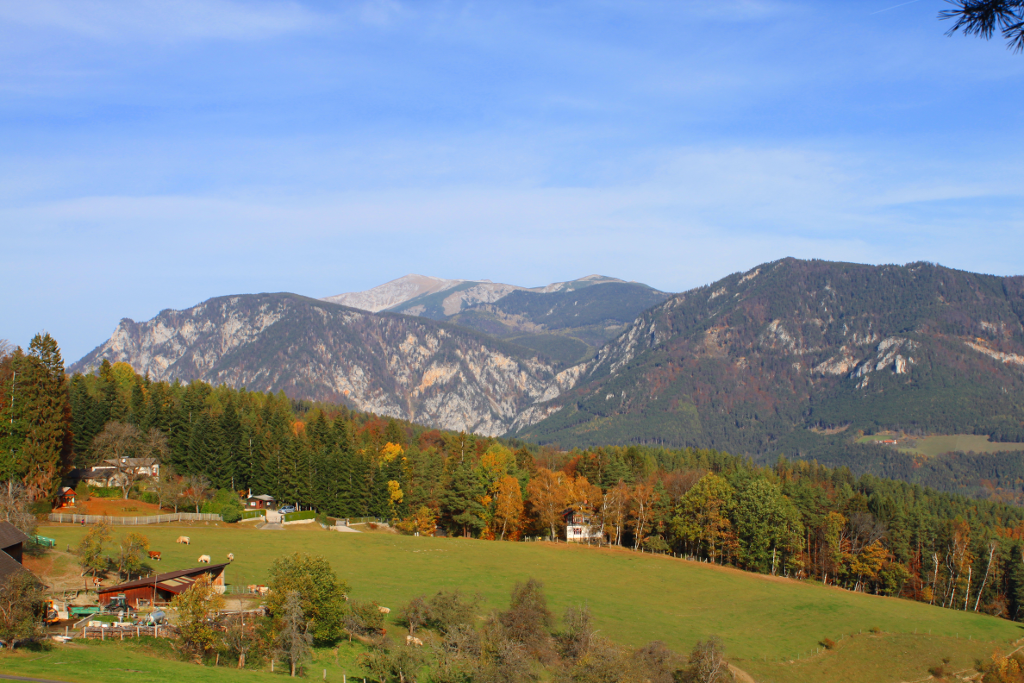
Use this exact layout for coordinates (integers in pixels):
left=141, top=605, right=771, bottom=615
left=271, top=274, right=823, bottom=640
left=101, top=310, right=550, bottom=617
left=1, top=0, right=1023, bottom=362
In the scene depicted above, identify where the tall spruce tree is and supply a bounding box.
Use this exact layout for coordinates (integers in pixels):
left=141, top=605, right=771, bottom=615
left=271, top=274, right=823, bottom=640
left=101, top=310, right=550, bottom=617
left=16, top=334, right=74, bottom=500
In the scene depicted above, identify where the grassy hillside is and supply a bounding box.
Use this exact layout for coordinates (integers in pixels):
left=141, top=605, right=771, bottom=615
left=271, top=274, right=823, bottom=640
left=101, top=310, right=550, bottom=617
left=31, top=524, right=1024, bottom=683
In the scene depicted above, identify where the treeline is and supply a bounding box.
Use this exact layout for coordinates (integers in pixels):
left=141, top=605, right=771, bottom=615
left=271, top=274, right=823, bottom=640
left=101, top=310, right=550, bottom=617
left=8, top=336, right=1024, bottom=623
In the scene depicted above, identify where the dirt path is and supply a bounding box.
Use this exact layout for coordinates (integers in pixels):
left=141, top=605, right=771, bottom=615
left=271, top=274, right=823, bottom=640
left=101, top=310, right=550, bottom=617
left=729, top=663, right=757, bottom=683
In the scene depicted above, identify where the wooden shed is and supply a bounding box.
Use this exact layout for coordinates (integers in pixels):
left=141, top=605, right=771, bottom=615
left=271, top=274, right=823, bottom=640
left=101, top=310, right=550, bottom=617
left=98, top=563, right=229, bottom=609
left=55, top=486, right=76, bottom=508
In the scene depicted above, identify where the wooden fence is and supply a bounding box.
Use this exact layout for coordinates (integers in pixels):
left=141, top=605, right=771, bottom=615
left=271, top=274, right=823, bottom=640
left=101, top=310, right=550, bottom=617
left=48, top=512, right=222, bottom=525
left=80, top=624, right=171, bottom=640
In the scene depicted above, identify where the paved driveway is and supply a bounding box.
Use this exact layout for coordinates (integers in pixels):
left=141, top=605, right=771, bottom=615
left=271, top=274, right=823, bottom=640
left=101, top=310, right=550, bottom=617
left=260, top=509, right=283, bottom=530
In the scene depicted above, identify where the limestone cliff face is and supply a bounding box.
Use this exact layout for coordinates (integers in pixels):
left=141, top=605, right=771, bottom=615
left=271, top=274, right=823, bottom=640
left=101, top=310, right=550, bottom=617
left=70, top=293, right=578, bottom=436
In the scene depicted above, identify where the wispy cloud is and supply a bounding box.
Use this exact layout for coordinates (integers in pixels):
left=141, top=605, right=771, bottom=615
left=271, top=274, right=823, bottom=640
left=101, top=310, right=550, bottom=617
left=0, top=0, right=322, bottom=42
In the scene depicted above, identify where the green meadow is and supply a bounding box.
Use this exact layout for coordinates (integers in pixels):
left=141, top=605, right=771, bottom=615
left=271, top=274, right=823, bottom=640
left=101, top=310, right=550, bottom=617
left=5, top=522, right=1017, bottom=682
left=858, top=433, right=1024, bottom=457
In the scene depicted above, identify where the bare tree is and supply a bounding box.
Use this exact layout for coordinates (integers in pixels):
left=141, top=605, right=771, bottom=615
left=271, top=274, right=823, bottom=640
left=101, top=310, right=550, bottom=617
left=152, top=464, right=185, bottom=512
left=275, top=590, right=314, bottom=677
left=91, top=422, right=165, bottom=499
left=0, top=481, right=36, bottom=537
left=558, top=604, right=595, bottom=663
left=182, top=473, right=212, bottom=514
left=683, top=637, right=729, bottom=683
left=629, top=482, right=658, bottom=550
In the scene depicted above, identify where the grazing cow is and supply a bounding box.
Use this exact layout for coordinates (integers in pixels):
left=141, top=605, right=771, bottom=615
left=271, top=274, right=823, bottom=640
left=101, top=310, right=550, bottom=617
left=257, top=586, right=270, bottom=596
left=148, top=551, right=161, bottom=561
left=176, top=536, right=190, bottom=545
left=197, top=554, right=211, bottom=563
left=406, top=635, right=423, bottom=647
left=247, top=584, right=258, bottom=594
left=227, top=552, right=234, bottom=562
left=378, top=606, right=391, bottom=614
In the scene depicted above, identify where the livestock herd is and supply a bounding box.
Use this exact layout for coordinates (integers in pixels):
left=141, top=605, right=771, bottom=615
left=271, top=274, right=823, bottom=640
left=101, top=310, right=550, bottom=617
left=171, top=536, right=234, bottom=565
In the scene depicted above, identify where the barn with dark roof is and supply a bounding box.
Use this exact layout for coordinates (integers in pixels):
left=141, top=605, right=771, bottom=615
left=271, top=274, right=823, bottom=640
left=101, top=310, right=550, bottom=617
left=97, top=563, right=229, bottom=608
left=0, top=521, right=31, bottom=583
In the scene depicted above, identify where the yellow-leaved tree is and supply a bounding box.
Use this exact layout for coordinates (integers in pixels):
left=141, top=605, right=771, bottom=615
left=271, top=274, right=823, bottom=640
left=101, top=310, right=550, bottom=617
left=493, top=475, right=524, bottom=541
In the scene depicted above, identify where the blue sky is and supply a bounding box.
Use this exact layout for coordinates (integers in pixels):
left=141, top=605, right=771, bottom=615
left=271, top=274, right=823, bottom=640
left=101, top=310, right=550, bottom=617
left=2, top=0, right=1022, bottom=362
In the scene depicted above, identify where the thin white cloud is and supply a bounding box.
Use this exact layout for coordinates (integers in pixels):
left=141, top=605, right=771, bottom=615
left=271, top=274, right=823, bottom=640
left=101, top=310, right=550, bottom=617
left=0, top=0, right=321, bottom=42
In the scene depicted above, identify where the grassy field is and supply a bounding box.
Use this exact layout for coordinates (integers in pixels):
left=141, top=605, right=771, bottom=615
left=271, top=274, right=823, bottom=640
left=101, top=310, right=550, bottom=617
left=12, top=522, right=1021, bottom=683
left=858, top=433, right=1024, bottom=457
left=0, top=636, right=371, bottom=683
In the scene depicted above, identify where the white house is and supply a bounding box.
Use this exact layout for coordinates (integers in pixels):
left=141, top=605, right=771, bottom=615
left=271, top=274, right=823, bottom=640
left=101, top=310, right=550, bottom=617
left=83, top=458, right=160, bottom=487
left=565, top=511, right=603, bottom=543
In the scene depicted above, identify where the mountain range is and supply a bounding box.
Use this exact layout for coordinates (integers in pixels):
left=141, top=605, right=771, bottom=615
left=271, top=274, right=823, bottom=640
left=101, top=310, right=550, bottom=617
left=72, top=259, right=1024, bottom=463
left=323, top=274, right=670, bottom=365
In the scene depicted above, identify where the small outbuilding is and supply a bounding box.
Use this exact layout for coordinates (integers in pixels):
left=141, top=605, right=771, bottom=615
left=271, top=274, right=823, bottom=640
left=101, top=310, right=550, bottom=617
left=246, top=494, right=275, bottom=509
left=0, top=521, right=32, bottom=583
left=55, top=487, right=76, bottom=509
left=98, top=563, right=229, bottom=609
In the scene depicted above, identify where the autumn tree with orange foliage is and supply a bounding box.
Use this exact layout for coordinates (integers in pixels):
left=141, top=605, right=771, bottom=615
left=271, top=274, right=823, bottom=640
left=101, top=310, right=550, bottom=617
left=527, top=468, right=568, bottom=541
left=494, top=475, right=524, bottom=540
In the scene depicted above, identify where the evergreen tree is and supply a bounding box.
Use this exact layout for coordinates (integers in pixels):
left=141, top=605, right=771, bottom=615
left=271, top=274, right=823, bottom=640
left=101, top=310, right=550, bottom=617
left=17, top=334, right=73, bottom=500
left=218, top=399, right=242, bottom=491
left=441, top=458, right=487, bottom=537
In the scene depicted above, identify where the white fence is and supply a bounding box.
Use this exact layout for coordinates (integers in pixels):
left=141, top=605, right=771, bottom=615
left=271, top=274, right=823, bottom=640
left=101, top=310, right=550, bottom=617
left=48, top=512, right=222, bottom=525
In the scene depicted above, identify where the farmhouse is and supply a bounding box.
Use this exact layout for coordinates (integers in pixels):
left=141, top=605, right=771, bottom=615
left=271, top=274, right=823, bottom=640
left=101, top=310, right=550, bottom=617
left=0, top=521, right=32, bottom=582
left=564, top=510, right=603, bottom=543
left=81, top=457, right=160, bottom=487
left=98, top=563, right=228, bottom=609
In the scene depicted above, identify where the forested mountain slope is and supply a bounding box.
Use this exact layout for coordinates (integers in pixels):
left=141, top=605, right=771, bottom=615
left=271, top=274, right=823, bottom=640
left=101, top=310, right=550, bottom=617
left=70, top=293, right=583, bottom=436
left=517, top=259, right=1024, bottom=458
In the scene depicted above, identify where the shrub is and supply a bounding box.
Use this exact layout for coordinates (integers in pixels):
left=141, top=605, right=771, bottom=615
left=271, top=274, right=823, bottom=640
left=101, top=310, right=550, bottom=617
left=928, top=663, right=947, bottom=679
left=222, top=506, right=242, bottom=524
left=870, top=626, right=881, bottom=634
left=642, top=536, right=671, bottom=554
left=821, top=637, right=836, bottom=650
left=201, top=489, right=244, bottom=516
left=283, top=510, right=316, bottom=523
left=29, top=500, right=51, bottom=515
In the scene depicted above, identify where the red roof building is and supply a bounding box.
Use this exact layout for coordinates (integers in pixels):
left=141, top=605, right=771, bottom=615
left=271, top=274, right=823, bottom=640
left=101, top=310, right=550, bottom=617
left=97, top=563, right=229, bottom=609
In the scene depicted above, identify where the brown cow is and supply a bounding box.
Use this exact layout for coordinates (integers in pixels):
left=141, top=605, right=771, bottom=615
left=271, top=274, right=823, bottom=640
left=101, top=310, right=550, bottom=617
left=148, top=551, right=161, bottom=561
